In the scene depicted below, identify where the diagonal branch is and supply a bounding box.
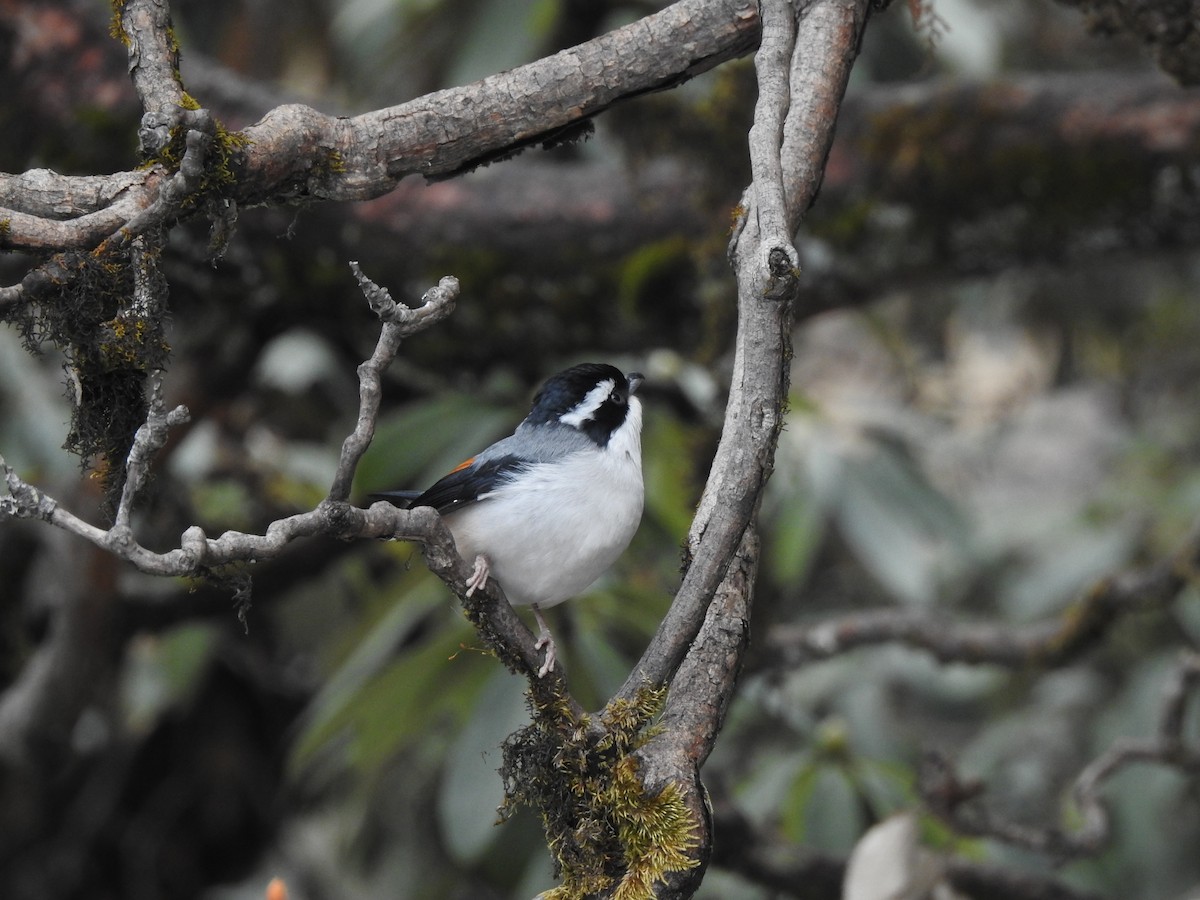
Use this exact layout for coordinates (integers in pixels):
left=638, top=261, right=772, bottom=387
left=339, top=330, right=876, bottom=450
left=621, top=0, right=871, bottom=708
left=604, top=2, right=872, bottom=895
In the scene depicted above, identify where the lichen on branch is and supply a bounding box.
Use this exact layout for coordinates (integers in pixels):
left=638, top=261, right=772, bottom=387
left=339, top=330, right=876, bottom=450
left=500, top=684, right=700, bottom=900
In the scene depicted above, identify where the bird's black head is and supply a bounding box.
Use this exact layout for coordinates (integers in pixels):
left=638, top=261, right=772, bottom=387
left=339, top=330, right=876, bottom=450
left=526, top=363, right=644, bottom=447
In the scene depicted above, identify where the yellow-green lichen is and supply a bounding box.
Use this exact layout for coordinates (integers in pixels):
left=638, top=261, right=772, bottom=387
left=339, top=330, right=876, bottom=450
left=108, top=0, right=131, bottom=45
left=502, top=684, right=700, bottom=900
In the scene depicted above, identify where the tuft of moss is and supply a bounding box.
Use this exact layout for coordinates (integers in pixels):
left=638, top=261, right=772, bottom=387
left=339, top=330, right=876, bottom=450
left=501, top=684, right=699, bottom=900
left=5, top=245, right=170, bottom=517
left=108, top=0, right=130, bottom=45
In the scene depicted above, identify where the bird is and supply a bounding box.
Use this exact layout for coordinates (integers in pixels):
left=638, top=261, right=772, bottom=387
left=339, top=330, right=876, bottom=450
left=371, top=363, right=645, bottom=677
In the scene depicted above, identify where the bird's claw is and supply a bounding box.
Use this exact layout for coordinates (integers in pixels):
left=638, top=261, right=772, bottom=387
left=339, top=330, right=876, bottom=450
left=532, top=605, right=557, bottom=678
left=465, top=554, right=491, bottom=597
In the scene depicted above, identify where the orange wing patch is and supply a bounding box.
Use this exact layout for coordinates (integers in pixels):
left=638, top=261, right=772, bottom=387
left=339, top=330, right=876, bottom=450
left=449, top=456, right=476, bottom=474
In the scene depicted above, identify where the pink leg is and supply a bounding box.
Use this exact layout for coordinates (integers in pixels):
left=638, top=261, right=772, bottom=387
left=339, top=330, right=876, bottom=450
left=532, top=604, right=557, bottom=678
left=465, top=554, right=491, bottom=597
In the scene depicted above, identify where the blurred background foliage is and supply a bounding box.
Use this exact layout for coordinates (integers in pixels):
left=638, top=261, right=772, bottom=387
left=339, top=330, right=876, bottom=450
left=2, top=0, right=1200, bottom=898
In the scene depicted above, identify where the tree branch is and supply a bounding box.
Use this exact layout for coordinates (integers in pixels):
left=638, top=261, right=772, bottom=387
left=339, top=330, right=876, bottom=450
left=758, top=520, right=1200, bottom=670
left=0, top=0, right=760, bottom=264
left=920, top=652, right=1200, bottom=858
left=603, top=2, right=872, bottom=894
left=117, top=0, right=186, bottom=157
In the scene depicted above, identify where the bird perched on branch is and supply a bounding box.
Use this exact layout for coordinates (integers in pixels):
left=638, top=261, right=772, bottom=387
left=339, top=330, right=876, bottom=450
left=372, top=363, right=645, bottom=677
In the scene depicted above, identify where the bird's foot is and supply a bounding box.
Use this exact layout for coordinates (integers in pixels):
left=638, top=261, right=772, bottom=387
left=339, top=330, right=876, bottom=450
left=532, top=605, right=557, bottom=678
left=465, top=554, right=491, bottom=597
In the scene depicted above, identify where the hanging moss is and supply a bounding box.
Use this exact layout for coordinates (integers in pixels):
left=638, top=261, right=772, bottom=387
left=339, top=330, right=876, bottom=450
left=500, top=684, right=700, bottom=900
left=7, top=245, right=170, bottom=517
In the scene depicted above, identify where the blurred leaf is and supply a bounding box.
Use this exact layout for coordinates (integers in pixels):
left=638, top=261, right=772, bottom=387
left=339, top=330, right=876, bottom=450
left=780, top=755, right=820, bottom=842
left=437, top=668, right=531, bottom=864
left=835, top=446, right=971, bottom=606
left=766, top=479, right=825, bottom=588
left=999, top=522, right=1137, bottom=619
left=191, top=479, right=257, bottom=531
left=643, top=413, right=702, bottom=540
left=566, top=593, right=646, bottom=708
left=119, top=623, right=219, bottom=736
left=446, top=0, right=548, bottom=87
left=355, top=393, right=516, bottom=497
left=843, top=812, right=943, bottom=900
left=787, top=763, right=864, bottom=852
left=253, top=328, right=340, bottom=393
left=290, top=577, right=491, bottom=776
left=616, top=237, right=692, bottom=314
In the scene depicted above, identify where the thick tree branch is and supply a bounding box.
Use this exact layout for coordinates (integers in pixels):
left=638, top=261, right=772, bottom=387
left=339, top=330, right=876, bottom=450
left=599, top=2, right=871, bottom=895
left=117, top=0, right=186, bottom=156
left=0, top=0, right=760, bottom=264
left=624, top=0, right=869, bottom=703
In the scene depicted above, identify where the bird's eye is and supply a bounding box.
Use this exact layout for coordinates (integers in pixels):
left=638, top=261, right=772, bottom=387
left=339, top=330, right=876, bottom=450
left=610, top=391, right=624, bottom=405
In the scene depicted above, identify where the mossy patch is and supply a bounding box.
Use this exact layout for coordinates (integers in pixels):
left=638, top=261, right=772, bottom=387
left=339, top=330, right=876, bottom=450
left=500, top=684, right=700, bottom=899
left=5, top=245, right=170, bottom=516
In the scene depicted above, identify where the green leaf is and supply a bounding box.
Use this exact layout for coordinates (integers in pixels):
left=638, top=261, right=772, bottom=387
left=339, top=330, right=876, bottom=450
left=643, top=413, right=701, bottom=540
left=354, top=393, right=516, bottom=497
left=437, top=669, right=532, bottom=864
left=289, top=577, right=491, bottom=776
left=119, top=623, right=219, bottom=736
left=834, top=446, right=970, bottom=606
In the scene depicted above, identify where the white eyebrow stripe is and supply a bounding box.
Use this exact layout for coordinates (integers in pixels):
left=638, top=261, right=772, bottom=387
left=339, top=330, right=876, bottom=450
left=559, top=379, right=616, bottom=427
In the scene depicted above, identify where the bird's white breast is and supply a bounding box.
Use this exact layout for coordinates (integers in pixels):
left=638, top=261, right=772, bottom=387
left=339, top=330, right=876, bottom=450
left=444, top=402, right=643, bottom=608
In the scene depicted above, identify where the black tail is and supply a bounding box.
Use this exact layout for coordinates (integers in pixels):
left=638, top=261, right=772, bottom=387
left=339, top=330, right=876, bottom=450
left=367, top=490, right=423, bottom=508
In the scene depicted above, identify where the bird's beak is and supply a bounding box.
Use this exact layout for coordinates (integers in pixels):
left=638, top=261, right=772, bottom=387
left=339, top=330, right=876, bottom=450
left=627, top=372, right=645, bottom=395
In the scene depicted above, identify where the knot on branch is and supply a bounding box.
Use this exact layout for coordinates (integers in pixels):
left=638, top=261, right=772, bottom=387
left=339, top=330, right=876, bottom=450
left=0, top=460, right=57, bottom=522
left=349, top=262, right=460, bottom=334
left=316, top=499, right=360, bottom=540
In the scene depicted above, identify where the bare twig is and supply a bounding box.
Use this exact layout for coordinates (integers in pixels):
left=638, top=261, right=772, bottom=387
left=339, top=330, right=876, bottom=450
left=327, top=266, right=458, bottom=502
left=0, top=267, right=569, bottom=703
left=0, top=272, right=461, bottom=577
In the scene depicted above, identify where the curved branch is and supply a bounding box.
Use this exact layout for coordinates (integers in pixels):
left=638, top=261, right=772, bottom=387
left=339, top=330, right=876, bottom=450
left=623, top=0, right=870, bottom=704
left=609, top=3, right=872, bottom=895
left=239, top=0, right=760, bottom=202
left=758, top=522, right=1200, bottom=670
